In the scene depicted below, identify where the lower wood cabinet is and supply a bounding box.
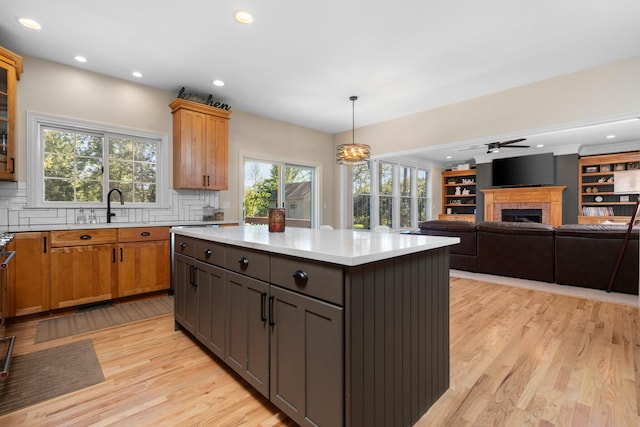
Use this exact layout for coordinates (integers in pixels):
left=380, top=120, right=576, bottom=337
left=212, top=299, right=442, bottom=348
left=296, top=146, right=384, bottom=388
left=50, top=243, right=117, bottom=309
left=6, top=232, right=50, bottom=317
left=9, top=227, right=171, bottom=317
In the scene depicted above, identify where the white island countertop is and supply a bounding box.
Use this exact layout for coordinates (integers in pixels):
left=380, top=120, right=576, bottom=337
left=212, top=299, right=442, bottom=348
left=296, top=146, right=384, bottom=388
left=172, top=225, right=459, bottom=266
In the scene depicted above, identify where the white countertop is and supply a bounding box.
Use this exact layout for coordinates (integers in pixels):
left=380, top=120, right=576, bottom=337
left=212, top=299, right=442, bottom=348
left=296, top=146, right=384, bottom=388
left=5, top=220, right=238, bottom=233
left=172, top=225, right=459, bottom=266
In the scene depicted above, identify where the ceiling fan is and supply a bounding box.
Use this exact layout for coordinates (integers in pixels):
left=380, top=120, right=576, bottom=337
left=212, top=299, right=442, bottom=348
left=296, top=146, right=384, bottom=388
left=485, top=138, right=528, bottom=153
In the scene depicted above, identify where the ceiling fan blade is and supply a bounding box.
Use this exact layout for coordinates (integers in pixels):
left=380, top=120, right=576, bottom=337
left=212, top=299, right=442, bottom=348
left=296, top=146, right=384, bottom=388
left=459, top=145, right=485, bottom=151
left=499, top=138, right=527, bottom=146
left=502, top=145, right=530, bottom=148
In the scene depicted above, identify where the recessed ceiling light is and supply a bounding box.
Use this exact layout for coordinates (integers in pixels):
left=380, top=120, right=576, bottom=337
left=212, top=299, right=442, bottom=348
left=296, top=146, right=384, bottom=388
left=132, top=71, right=143, bottom=78
left=235, top=10, right=253, bottom=24
left=74, top=55, right=87, bottom=63
left=446, top=156, right=452, bottom=159
left=606, top=135, right=616, bottom=139
left=536, top=144, right=544, bottom=148
left=18, top=17, right=42, bottom=30
left=212, top=80, right=225, bottom=87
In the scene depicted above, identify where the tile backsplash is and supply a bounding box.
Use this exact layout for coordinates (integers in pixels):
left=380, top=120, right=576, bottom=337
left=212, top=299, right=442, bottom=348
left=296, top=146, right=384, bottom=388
left=0, top=181, right=221, bottom=227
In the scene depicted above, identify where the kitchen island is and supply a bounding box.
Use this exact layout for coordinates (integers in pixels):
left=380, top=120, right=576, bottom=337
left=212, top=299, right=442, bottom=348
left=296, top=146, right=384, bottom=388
left=171, top=225, right=459, bottom=427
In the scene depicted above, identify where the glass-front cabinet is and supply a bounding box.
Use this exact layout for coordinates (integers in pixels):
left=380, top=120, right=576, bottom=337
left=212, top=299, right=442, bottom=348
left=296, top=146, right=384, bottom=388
left=0, top=45, right=23, bottom=181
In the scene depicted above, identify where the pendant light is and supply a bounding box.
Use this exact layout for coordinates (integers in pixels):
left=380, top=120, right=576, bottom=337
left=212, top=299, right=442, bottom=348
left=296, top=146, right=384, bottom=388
left=336, top=95, right=371, bottom=165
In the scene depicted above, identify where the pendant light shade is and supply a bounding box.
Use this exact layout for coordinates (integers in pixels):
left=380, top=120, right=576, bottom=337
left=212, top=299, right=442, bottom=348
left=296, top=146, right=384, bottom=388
left=337, top=96, right=371, bottom=165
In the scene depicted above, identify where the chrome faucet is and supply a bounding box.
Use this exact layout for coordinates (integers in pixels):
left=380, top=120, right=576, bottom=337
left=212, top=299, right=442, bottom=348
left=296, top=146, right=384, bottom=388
left=107, top=188, right=124, bottom=223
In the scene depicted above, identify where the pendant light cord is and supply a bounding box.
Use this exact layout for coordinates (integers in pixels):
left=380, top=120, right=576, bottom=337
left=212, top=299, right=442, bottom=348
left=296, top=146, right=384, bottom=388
left=350, top=95, right=358, bottom=146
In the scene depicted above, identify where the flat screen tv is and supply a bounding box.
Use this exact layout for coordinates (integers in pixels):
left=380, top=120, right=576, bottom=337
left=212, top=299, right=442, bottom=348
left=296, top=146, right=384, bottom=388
left=492, top=153, right=555, bottom=187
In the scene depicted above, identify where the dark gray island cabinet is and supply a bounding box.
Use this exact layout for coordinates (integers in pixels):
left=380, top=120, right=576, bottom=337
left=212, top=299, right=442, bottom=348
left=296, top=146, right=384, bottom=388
left=172, top=226, right=457, bottom=427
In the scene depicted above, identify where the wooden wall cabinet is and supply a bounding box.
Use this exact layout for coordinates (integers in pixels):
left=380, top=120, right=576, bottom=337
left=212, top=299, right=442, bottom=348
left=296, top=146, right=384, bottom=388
left=6, top=232, right=49, bottom=317
left=169, top=98, right=231, bottom=190
left=578, top=151, right=640, bottom=224
left=117, top=227, right=170, bottom=297
left=439, top=169, right=477, bottom=223
left=0, top=45, right=23, bottom=181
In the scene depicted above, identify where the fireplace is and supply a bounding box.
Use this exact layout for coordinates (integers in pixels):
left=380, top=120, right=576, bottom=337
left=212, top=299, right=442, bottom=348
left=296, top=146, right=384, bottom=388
left=502, top=208, right=543, bottom=223
left=481, top=186, right=566, bottom=226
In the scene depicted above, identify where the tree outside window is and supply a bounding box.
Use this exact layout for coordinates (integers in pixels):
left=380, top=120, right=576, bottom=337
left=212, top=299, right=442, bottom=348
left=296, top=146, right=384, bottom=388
left=352, top=162, right=371, bottom=229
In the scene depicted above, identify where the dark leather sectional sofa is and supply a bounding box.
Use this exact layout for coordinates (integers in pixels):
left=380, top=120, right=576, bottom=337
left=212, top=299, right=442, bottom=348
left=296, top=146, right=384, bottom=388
left=413, top=220, right=639, bottom=295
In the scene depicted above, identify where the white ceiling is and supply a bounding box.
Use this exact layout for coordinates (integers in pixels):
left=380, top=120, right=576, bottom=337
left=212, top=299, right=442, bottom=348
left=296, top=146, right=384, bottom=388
left=2, top=0, right=640, bottom=164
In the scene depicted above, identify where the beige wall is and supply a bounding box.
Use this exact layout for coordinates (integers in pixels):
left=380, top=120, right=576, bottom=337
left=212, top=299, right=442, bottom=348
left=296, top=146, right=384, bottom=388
left=15, top=56, right=335, bottom=225
left=334, top=55, right=640, bottom=154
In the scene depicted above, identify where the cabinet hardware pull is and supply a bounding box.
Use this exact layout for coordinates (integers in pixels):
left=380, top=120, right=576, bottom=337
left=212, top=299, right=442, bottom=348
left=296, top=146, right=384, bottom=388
left=112, top=248, right=116, bottom=263
left=43, top=236, right=47, bottom=254
left=203, top=175, right=206, bottom=186
left=120, top=247, right=123, bottom=262
left=203, top=248, right=212, bottom=256
left=140, top=231, right=150, bottom=237
left=238, top=257, right=249, bottom=267
left=207, top=175, right=210, bottom=186
left=268, top=296, right=275, bottom=326
left=292, top=270, right=308, bottom=285
left=260, top=292, right=267, bottom=322
left=10, top=158, right=15, bottom=174
left=179, top=242, right=187, bottom=249
left=189, top=264, right=196, bottom=286
left=80, top=234, right=92, bottom=240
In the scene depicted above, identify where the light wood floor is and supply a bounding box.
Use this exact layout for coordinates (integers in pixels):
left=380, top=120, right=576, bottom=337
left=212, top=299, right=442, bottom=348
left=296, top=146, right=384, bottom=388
left=1, top=277, right=638, bottom=426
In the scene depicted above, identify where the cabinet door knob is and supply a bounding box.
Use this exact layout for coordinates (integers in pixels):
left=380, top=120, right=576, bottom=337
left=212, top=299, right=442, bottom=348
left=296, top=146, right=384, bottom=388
left=238, top=257, right=249, bottom=267
left=203, top=248, right=212, bottom=256
left=292, top=270, right=308, bottom=284
left=179, top=242, right=187, bottom=249
left=80, top=234, right=92, bottom=240
left=140, top=231, right=151, bottom=237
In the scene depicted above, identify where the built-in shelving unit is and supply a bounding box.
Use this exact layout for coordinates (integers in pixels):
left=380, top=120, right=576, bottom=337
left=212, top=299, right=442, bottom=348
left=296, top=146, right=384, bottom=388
left=578, top=151, right=640, bottom=224
left=439, top=169, right=476, bottom=223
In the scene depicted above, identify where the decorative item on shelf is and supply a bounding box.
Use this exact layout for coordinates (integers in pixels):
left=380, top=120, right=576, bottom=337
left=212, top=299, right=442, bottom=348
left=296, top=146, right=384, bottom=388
left=586, top=187, right=592, bottom=193
left=592, top=187, right=598, bottom=193
left=447, top=178, right=457, bottom=184
left=337, top=96, right=370, bottom=166
left=628, top=162, right=638, bottom=169
left=597, top=176, right=606, bottom=183
left=600, top=164, right=610, bottom=172
left=446, top=208, right=452, bottom=214
left=455, top=186, right=461, bottom=195
left=594, top=196, right=603, bottom=202
left=620, top=195, right=629, bottom=202
left=614, top=163, right=625, bottom=171
left=177, top=86, right=231, bottom=110
left=608, top=169, right=640, bottom=292
left=461, top=178, right=475, bottom=184
left=268, top=208, right=286, bottom=232
left=607, top=176, right=614, bottom=182
left=462, top=188, right=470, bottom=195
left=585, top=166, right=599, bottom=173
left=457, top=163, right=470, bottom=170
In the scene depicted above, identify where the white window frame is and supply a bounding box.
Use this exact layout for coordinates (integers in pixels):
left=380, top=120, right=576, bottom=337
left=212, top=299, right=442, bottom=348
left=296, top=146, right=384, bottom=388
left=26, top=112, right=168, bottom=208
left=343, top=159, right=433, bottom=230
left=239, top=150, right=322, bottom=228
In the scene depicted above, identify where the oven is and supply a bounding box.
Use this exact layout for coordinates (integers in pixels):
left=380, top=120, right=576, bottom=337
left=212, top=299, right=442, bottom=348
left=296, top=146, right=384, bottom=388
left=0, top=232, right=16, bottom=378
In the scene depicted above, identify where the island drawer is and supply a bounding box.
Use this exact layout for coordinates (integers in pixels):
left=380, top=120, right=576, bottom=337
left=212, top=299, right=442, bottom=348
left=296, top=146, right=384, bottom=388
left=50, top=229, right=117, bottom=247
left=174, top=235, right=196, bottom=258
left=195, top=239, right=226, bottom=267
left=270, top=255, right=343, bottom=306
left=118, top=226, right=170, bottom=242
left=225, top=246, right=270, bottom=282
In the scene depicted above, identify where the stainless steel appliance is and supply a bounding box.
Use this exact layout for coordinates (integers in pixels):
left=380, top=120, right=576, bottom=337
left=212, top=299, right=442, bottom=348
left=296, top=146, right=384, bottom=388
left=0, top=232, right=16, bottom=378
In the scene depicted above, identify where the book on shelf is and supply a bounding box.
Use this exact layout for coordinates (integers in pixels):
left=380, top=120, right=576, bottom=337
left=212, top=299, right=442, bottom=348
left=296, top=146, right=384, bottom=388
left=581, top=206, right=615, bottom=216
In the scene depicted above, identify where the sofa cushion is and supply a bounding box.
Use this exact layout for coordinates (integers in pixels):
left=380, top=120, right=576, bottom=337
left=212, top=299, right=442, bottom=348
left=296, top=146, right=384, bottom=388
left=477, top=221, right=555, bottom=282
left=555, top=224, right=639, bottom=294
left=415, top=220, right=477, bottom=256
